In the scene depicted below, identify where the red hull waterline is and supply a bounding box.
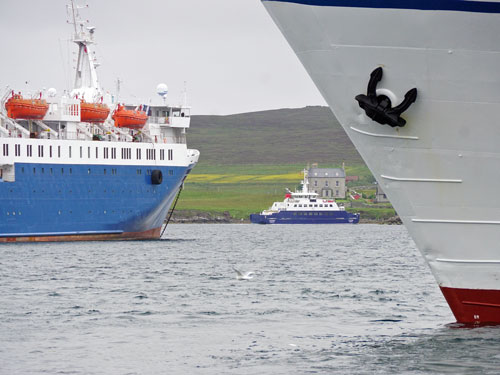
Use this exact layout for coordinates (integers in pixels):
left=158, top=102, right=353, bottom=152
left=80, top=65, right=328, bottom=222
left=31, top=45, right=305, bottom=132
left=0, top=227, right=162, bottom=243
left=440, top=286, right=500, bottom=325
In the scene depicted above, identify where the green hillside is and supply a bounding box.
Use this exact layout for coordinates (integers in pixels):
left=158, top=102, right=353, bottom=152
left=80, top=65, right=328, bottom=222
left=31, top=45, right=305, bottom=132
left=189, top=106, right=363, bottom=165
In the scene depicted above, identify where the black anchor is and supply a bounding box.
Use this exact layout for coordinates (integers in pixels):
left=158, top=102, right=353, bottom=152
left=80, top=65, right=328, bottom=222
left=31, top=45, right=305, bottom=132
left=355, top=67, right=417, bottom=128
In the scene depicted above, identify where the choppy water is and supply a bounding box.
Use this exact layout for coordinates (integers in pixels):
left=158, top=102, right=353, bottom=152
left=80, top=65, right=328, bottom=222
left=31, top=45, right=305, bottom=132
left=1, top=224, right=500, bottom=374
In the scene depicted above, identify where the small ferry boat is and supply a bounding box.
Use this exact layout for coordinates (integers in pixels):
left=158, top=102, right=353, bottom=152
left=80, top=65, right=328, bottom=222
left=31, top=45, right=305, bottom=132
left=250, top=170, right=360, bottom=224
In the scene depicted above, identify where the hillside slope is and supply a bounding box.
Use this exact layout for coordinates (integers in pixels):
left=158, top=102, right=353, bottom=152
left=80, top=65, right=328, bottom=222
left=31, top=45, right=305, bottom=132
left=189, top=106, right=363, bottom=165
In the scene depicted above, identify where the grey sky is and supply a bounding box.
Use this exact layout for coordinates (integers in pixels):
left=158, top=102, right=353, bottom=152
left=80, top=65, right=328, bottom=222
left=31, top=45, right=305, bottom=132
left=0, top=0, right=326, bottom=115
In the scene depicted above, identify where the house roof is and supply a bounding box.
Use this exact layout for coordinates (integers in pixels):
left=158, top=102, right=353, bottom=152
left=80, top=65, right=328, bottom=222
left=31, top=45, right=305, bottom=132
left=308, top=168, right=345, bottom=178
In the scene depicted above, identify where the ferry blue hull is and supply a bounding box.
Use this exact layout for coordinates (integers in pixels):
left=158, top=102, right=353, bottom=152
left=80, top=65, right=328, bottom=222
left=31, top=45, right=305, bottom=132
left=0, top=163, right=192, bottom=241
left=250, top=210, right=360, bottom=224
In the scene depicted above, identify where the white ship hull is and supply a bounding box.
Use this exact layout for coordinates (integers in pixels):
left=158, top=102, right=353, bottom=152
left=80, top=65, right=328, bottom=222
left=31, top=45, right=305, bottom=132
left=263, top=0, right=500, bottom=324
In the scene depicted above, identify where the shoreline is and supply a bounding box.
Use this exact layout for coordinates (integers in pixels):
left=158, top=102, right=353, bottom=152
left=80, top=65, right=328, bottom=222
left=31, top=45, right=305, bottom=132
left=169, top=210, right=401, bottom=225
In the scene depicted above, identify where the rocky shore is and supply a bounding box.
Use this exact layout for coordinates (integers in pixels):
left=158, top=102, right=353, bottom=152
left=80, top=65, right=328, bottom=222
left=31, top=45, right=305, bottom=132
left=170, top=210, right=248, bottom=224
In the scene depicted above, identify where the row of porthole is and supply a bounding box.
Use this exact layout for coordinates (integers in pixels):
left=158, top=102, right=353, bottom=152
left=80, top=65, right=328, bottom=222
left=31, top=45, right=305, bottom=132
left=57, top=210, right=134, bottom=215
left=7, top=210, right=141, bottom=216
left=9, top=189, right=157, bottom=194
left=292, top=212, right=338, bottom=216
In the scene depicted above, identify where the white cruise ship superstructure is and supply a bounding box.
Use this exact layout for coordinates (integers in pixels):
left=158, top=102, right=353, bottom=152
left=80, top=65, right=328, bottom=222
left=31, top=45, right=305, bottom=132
left=262, top=0, right=500, bottom=324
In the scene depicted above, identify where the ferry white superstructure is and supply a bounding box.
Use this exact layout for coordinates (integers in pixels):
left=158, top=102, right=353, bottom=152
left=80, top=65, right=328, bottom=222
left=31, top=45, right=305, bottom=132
left=262, top=0, right=500, bottom=324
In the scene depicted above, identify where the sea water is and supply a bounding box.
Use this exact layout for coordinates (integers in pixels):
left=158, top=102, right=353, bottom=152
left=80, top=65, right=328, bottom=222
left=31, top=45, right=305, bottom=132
left=1, top=224, right=499, bottom=374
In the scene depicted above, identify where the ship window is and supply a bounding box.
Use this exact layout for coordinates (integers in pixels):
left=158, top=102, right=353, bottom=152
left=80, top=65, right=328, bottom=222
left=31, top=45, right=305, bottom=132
left=309, top=204, right=312, bottom=207
left=49, top=145, right=52, bottom=158
left=314, top=204, right=318, bottom=207
left=33, top=168, right=35, bottom=174
left=41, top=168, right=44, bottom=174
left=294, top=204, right=297, bottom=207
left=298, top=204, right=302, bottom=207
left=69, top=146, right=72, bottom=158
left=104, top=169, right=106, bottom=175
left=319, top=204, right=323, bottom=207
left=70, top=168, right=72, bottom=174
left=111, top=148, right=116, bottom=159
left=96, top=147, right=99, bottom=159
left=160, top=149, right=165, bottom=160
left=330, top=204, right=333, bottom=207
left=50, top=168, right=53, bottom=175
left=80, top=146, right=83, bottom=158
left=104, top=147, right=109, bottom=159
left=137, top=148, right=141, bottom=159
left=2, top=144, right=8, bottom=156
left=27, top=145, right=32, bottom=157
left=21, top=167, right=24, bottom=173
left=88, top=147, right=91, bottom=158
left=319, top=213, right=322, bottom=215
left=58, top=145, right=61, bottom=158
left=38, top=145, right=44, bottom=157
left=61, top=168, right=64, bottom=174
left=88, top=169, right=91, bottom=174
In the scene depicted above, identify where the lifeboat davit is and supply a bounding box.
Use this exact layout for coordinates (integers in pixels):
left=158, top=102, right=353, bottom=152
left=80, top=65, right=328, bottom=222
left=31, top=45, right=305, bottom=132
left=5, top=93, right=49, bottom=120
left=112, top=104, right=148, bottom=130
left=80, top=100, right=110, bottom=123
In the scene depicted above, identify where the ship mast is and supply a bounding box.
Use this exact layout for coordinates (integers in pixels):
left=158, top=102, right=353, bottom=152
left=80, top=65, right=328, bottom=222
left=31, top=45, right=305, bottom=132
left=68, top=0, right=102, bottom=102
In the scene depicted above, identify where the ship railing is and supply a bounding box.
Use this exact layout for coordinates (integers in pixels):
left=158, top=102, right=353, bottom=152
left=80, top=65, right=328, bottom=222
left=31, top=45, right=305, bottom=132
left=151, top=135, right=186, bottom=144
left=148, top=116, right=170, bottom=125
left=34, top=121, right=59, bottom=138
left=0, top=113, right=30, bottom=138
left=0, top=86, right=11, bottom=111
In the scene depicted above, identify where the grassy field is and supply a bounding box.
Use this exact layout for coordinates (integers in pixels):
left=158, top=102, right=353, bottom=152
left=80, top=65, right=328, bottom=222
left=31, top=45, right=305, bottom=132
left=176, top=163, right=396, bottom=220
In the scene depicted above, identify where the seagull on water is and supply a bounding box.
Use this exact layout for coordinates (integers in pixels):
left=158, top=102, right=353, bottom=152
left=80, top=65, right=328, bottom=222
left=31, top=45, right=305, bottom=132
left=233, top=267, right=255, bottom=280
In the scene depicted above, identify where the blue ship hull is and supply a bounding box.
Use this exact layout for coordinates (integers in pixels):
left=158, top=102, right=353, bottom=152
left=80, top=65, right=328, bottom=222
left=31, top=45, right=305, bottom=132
left=0, top=162, right=192, bottom=241
left=250, top=210, right=360, bottom=224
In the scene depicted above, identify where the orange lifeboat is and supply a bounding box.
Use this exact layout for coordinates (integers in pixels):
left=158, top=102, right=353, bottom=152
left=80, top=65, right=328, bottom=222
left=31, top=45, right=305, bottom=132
left=112, top=104, right=148, bottom=130
left=80, top=100, right=110, bottom=123
left=5, top=92, right=49, bottom=120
